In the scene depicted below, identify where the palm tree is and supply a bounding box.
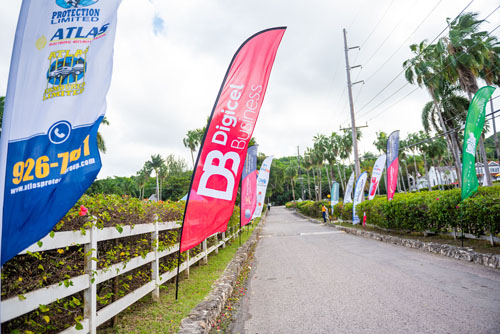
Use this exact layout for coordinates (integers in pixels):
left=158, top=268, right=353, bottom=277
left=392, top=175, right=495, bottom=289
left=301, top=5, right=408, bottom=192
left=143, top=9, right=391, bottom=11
left=145, top=154, right=165, bottom=201
left=426, top=137, right=448, bottom=189
left=403, top=42, right=464, bottom=185
left=439, top=12, right=500, bottom=186
left=183, top=130, right=201, bottom=168
left=285, top=163, right=298, bottom=201
left=136, top=166, right=151, bottom=199
left=96, top=116, right=109, bottom=153
left=302, top=150, right=313, bottom=200
left=313, top=134, right=330, bottom=190
left=373, top=131, right=388, bottom=154
left=405, top=132, right=422, bottom=191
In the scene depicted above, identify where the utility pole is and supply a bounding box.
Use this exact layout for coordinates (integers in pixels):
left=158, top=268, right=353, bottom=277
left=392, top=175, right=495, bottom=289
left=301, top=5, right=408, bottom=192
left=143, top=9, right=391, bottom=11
left=343, top=28, right=364, bottom=179
left=297, top=146, right=304, bottom=200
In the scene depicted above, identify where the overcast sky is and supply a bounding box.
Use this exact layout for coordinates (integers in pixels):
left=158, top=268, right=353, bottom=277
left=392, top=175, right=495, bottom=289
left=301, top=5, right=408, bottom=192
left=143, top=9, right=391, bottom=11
left=1, top=0, right=499, bottom=178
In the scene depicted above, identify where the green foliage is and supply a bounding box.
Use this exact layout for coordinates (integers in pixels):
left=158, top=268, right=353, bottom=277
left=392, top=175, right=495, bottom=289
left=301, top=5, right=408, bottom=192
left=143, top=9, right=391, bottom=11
left=306, top=186, right=500, bottom=237
left=2, top=194, right=240, bottom=333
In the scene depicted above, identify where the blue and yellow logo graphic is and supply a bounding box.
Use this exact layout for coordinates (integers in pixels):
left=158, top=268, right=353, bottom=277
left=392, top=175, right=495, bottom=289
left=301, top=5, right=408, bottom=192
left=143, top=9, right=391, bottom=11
left=43, top=48, right=88, bottom=101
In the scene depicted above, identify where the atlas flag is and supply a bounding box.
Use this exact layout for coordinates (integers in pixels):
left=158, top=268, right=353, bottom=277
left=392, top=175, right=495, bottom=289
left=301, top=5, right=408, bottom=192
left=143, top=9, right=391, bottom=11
left=461, top=86, right=496, bottom=201
left=241, top=145, right=258, bottom=227
left=344, top=172, right=355, bottom=203
left=386, top=130, right=400, bottom=201
left=368, top=154, right=386, bottom=200
left=252, top=156, right=274, bottom=219
left=180, top=28, right=286, bottom=252
left=330, top=182, right=339, bottom=210
left=352, top=172, right=367, bottom=224
left=0, top=0, right=122, bottom=265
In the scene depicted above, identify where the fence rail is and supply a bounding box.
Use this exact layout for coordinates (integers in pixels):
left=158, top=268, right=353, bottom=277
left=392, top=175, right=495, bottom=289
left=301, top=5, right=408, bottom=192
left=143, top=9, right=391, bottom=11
left=1, top=216, right=240, bottom=333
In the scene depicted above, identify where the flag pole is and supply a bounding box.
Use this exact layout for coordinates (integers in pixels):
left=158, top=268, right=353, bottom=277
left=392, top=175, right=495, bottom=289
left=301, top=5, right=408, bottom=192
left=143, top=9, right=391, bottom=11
left=239, top=175, right=242, bottom=246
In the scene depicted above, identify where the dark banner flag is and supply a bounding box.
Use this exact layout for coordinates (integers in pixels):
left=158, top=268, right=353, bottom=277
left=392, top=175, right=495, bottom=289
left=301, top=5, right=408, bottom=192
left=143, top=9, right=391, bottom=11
left=180, top=27, right=286, bottom=252
left=386, top=130, right=400, bottom=201
left=241, top=145, right=258, bottom=227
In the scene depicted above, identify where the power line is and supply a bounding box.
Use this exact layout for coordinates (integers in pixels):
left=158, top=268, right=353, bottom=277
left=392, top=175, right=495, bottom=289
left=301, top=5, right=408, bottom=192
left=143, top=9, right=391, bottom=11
left=357, top=0, right=475, bottom=114
left=400, top=109, right=499, bottom=150
left=361, top=0, right=420, bottom=69
left=362, top=0, right=450, bottom=86
left=359, top=0, right=396, bottom=47
left=361, top=22, right=500, bottom=122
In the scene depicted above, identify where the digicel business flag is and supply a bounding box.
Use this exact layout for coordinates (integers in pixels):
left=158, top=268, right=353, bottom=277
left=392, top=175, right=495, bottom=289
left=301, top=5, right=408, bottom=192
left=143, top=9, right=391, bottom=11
left=386, top=130, right=400, bottom=201
left=180, top=27, right=286, bottom=252
left=0, top=0, right=122, bottom=265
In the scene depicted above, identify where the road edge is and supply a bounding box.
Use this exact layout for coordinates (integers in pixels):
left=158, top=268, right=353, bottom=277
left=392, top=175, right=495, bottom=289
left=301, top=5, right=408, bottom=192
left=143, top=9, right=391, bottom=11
left=177, top=211, right=266, bottom=334
left=291, top=209, right=500, bottom=270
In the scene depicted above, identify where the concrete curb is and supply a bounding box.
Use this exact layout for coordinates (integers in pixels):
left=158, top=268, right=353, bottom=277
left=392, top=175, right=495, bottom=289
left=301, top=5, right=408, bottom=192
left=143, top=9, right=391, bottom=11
left=177, top=212, right=266, bottom=334
left=292, top=210, right=500, bottom=270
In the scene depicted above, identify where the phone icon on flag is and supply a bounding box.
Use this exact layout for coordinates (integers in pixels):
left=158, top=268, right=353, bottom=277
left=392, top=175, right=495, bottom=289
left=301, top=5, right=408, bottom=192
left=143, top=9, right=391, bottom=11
left=48, top=121, right=72, bottom=144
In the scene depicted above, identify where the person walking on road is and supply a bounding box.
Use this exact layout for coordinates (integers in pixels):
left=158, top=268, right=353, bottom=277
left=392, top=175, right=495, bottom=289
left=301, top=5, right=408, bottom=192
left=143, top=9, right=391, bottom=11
left=321, top=204, right=327, bottom=222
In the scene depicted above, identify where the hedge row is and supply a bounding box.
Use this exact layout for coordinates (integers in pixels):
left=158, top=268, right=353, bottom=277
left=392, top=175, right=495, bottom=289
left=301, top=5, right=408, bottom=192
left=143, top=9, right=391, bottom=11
left=287, top=186, right=500, bottom=236
left=2, top=194, right=240, bottom=334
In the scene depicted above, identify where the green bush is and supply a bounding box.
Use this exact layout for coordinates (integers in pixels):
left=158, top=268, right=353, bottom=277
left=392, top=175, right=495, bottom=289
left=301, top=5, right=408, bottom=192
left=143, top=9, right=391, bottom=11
left=341, top=202, right=353, bottom=221
left=2, top=194, right=240, bottom=334
left=292, top=186, right=500, bottom=236
left=357, top=196, right=386, bottom=227
left=333, top=202, right=344, bottom=220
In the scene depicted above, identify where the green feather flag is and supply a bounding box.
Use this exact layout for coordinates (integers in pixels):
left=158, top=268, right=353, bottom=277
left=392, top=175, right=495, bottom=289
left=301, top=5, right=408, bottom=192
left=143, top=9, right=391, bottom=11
left=461, top=86, right=496, bottom=201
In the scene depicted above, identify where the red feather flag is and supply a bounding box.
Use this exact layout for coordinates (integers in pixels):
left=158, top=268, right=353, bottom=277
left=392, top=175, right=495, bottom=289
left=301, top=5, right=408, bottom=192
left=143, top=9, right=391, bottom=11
left=180, top=27, right=286, bottom=252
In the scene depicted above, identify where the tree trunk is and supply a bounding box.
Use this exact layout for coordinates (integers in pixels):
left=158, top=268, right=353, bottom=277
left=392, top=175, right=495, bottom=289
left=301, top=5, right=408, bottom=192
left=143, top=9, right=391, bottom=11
left=404, top=161, right=412, bottom=192
left=190, top=150, right=195, bottom=169
left=337, top=164, right=345, bottom=195
left=311, top=168, right=318, bottom=201
left=413, top=154, right=420, bottom=192
left=291, top=178, right=296, bottom=201
left=306, top=169, right=312, bottom=200
left=318, top=167, right=322, bottom=200
left=490, top=98, right=500, bottom=166
left=398, top=163, right=407, bottom=193
left=324, top=165, right=332, bottom=190
left=155, top=174, right=160, bottom=201
left=423, top=154, right=432, bottom=191
left=342, top=165, right=347, bottom=192
left=479, top=135, right=492, bottom=186
left=434, top=100, right=462, bottom=187
left=330, top=165, right=335, bottom=185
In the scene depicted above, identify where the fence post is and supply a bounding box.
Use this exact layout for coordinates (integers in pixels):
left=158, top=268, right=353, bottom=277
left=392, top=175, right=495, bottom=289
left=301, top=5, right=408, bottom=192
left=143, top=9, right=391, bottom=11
left=222, top=232, right=226, bottom=248
left=84, top=217, right=98, bottom=334
left=215, top=235, right=219, bottom=254
left=186, top=250, right=190, bottom=278
left=151, top=215, right=160, bottom=301
left=202, top=239, right=208, bottom=265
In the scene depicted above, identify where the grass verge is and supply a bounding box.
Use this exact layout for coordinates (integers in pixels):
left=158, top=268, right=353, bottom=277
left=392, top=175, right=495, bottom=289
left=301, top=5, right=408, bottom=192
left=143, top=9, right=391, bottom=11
left=98, top=223, right=258, bottom=334
left=209, top=243, right=256, bottom=333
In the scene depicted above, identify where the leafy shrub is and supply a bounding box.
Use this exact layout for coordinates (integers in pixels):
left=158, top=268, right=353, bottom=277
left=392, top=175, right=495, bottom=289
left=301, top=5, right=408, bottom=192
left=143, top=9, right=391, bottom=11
left=292, top=186, right=500, bottom=236
left=2, top=194, right=240, bottom=334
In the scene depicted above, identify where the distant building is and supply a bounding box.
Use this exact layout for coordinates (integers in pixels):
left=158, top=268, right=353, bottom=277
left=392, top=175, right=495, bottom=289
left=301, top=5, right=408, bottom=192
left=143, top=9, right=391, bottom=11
left=417, top=161, right=499, bottom=189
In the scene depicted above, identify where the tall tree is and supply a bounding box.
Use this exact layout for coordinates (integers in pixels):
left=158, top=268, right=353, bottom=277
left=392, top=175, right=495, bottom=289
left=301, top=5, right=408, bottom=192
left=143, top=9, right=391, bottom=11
left=183, top=130, right=201, bottom=168
left=439, top=12, right=500, bottom=186
left=145, top=154, right=165, bottom=201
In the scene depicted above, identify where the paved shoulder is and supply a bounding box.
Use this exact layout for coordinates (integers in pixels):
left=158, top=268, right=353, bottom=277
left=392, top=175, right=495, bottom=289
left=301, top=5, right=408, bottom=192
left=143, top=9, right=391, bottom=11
left=233, top=206, right=500, bottom=334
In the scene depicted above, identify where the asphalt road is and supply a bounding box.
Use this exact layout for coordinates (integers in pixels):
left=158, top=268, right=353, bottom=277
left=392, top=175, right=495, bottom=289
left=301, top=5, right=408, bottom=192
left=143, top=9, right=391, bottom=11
left=232, top=206, right=500, bottom=334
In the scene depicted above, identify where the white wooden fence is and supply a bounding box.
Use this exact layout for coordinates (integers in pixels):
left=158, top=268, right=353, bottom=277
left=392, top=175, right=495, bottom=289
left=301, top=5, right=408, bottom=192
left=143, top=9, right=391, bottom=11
left=1, top=216, right=240, bottom=333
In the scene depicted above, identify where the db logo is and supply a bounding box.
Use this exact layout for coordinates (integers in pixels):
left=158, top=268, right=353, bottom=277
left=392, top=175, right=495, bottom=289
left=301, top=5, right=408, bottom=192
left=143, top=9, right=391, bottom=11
left=198, top=150, right=240, bottom=200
